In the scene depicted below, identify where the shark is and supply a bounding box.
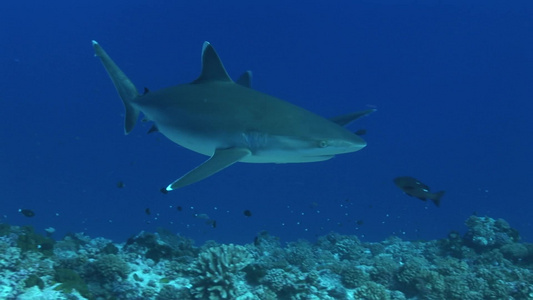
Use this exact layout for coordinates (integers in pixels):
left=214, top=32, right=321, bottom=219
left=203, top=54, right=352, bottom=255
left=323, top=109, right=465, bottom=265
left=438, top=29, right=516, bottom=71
left=92, top=40, right=374, bottom=191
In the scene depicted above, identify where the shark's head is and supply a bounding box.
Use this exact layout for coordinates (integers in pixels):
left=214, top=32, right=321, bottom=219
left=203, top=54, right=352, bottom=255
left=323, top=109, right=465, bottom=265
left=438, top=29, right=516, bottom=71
left=241, top=130, right=367, bottom=163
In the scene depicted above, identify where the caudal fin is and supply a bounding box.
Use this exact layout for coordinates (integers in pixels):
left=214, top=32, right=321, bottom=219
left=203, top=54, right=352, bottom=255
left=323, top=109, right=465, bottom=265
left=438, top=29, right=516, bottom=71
left=431, top=191, right=445, bottom=207
left=92, top=40, right=140, bottom=134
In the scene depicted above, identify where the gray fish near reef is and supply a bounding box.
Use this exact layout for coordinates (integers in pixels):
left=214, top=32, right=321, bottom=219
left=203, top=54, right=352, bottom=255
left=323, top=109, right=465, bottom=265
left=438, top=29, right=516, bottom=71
left=393, top=176, right=445, bottom=207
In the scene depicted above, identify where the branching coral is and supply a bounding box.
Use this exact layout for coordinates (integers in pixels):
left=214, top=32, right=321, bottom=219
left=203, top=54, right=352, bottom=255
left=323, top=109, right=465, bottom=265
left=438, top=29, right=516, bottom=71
left=190, top=244, right=253, bottom=299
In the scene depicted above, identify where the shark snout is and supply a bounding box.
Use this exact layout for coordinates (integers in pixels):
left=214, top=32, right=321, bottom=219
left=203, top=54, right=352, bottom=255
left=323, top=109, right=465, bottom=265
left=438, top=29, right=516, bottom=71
left=319, top=130, right=366, bottom=152
left=329, top=136, right=367, bottom=154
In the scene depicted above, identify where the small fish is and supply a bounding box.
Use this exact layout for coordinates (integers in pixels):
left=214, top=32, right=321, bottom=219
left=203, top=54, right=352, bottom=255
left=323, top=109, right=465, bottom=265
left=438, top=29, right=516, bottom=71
left=243, top=210, right=252, bottom=217
left=19, top=209, right=35, bottom=217
left=393, top=176, right=445, bottom=207
left=205, top=219, right=217, bottom=228
left=116, top=181, right=125, bottom=188
left=354, top=129, right=367, bottom=136
left=145, top=208, right=151, bottom=215
left=195, top=213, right=210, bottom=220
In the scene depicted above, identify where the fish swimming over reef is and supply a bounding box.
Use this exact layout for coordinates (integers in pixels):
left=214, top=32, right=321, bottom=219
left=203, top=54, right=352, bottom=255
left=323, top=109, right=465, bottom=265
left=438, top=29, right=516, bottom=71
left=393, top=176, right=445, bottom=207
left=19, top=209, right=35, bottom=217
left=92, top=40, right=374, bottom=190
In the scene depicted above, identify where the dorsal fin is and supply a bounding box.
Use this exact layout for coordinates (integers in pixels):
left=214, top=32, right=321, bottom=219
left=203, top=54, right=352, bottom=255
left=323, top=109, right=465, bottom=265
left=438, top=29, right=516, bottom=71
left=236, top=71, right=252, bottom=88
left=192, top=42, right=232, bottom=84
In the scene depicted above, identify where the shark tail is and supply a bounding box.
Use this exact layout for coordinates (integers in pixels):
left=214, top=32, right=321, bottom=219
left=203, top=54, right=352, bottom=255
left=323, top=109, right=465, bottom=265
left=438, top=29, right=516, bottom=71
left=92, top=40, right=140, bottom=134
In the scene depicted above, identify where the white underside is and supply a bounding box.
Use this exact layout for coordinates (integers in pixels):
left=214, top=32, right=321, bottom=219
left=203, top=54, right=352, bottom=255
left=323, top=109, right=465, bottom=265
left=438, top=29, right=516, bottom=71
left=159, top=125, right=334, bottom=164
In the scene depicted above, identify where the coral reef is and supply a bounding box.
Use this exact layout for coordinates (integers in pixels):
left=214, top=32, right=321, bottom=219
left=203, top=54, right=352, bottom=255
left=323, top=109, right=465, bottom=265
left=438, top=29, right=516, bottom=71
left=190, top=243, right=253, bottom=299
left=0, top=215, right=531, bottom=299
left=464, top=215, right=520, bottom=250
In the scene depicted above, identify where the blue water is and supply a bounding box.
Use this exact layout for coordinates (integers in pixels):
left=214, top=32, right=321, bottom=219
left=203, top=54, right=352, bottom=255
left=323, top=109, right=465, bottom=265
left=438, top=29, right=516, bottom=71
left=1, top=0, right=532, bottom=245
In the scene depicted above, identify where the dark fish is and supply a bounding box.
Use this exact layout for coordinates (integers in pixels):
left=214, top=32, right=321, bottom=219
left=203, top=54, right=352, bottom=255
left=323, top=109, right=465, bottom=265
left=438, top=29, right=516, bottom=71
left=205, top=219, right=217, bottom=228
left=19, top=209, right=35, bottom=217
left=354, top=129, right=367, bottom=136
left=176, top=206, right=182, bottom=211
left=393, top=176, right=445, bottom=207
left=145, top=208, right=151, bottom=215
left=243, top=210, right=252, bottom=217
left=116, top=181, right=125, bottom=188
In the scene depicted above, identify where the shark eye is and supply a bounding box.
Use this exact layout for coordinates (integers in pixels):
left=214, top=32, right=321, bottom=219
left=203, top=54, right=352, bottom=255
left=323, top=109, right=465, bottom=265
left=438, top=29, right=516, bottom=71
left=318, top=140, right=328, bottom=148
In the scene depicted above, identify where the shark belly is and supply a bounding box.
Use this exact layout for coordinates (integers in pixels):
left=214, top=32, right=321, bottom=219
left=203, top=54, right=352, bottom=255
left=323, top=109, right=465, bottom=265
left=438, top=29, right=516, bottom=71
left=155, top=123, right=221, bottom=157
left=154, top=117, right=334, bottom=163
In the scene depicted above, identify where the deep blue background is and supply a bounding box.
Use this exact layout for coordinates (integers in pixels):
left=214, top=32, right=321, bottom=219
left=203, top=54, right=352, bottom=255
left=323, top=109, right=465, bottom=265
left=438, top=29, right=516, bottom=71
left=1, top=0, right=532, bottom=245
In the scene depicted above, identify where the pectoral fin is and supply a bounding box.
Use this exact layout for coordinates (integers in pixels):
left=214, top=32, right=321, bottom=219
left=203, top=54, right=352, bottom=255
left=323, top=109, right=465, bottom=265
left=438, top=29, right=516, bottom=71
left=166, top=148, right=251, bottom=190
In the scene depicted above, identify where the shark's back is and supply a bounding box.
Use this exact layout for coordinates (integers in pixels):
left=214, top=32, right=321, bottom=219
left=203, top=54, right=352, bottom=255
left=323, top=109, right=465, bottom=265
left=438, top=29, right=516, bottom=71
left=138, top=81, right=355, bottom=144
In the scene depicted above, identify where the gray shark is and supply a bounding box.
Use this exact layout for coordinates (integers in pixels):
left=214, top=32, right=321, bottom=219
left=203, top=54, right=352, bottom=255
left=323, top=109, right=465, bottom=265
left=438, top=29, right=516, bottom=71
left=92, top=40, right=373, bottom=191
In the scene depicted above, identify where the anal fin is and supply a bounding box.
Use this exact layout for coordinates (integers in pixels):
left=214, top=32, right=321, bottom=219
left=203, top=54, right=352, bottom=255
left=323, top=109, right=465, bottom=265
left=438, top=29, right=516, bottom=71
left=166, top=148, right=251, bottom=190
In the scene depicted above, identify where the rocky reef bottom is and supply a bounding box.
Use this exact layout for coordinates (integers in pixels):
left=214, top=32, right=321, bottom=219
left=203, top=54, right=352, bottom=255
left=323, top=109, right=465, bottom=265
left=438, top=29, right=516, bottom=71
left=0, top=215, right=532, bottom=300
